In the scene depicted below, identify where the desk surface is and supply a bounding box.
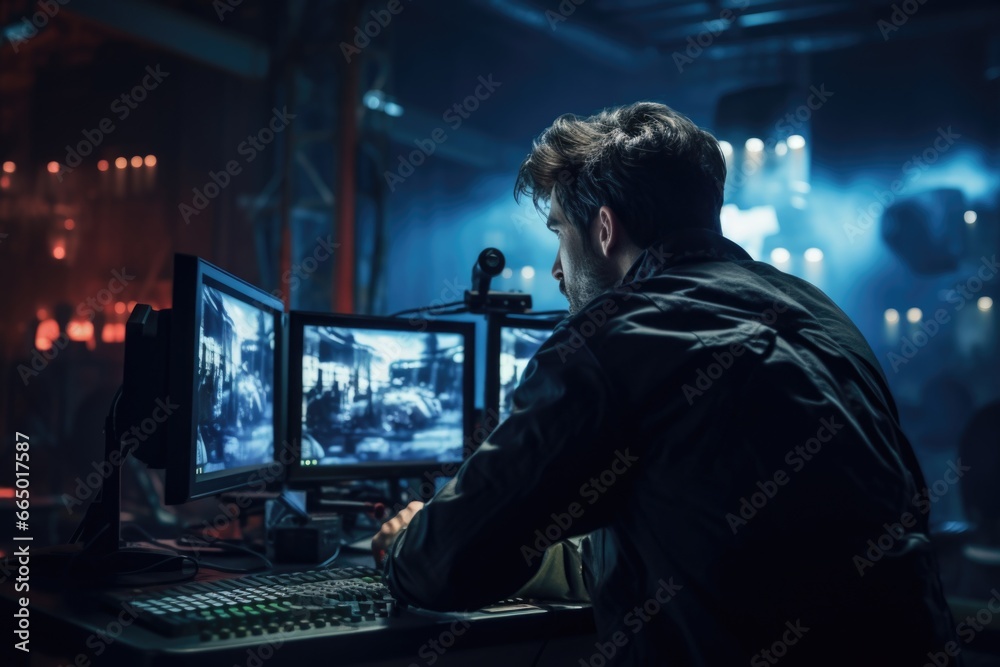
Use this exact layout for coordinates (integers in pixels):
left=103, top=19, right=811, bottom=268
left=14, top=538, right=1000, bottom=666
left=2, top=548, right=597, bottom=667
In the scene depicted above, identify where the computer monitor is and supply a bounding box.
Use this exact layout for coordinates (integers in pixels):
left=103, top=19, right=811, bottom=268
left=164, top=254, right=287, bottom=503
left=288, top=313, right=475, bottom=480
left=485, top=314, right=561, bottom=425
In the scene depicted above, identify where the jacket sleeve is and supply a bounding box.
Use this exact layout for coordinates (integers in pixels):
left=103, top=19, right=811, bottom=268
left=513, top=537, right=590, bottom=603
left=383, top=322, right=630, bottom=611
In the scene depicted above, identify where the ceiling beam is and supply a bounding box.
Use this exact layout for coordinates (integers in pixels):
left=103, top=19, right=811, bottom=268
left=65, top=0, right=269, bottom=79
left=472, top=0, right=654, bottom=68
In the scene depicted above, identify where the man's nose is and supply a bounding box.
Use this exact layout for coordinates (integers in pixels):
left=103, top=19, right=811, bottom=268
left=551, top=254, right=563, bottom=282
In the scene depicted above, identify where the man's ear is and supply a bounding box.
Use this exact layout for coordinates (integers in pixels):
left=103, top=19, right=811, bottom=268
left=595, top=206, right=623, bottom=258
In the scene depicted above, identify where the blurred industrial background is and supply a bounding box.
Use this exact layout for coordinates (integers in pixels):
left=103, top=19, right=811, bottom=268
left=0, top=0, right=998, bottom=590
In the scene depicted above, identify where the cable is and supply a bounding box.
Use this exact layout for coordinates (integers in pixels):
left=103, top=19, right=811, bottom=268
left=418, top=306, right=469, bottom=317
left=522, top=310, right=568, bottom=318
left=194, top=560, right=270, bottom=574
left=122, top=523, right=273, bottom=574
left=317, top=545, right=343, bottom=569
left=180, top=531, right=274, bottom=573
left=60, top=524, right=201, bottom=585
left=529, top=639, right=548, bottom=667
left=110, top=384, right=123, bottom=443
left=389, top=300, right=465, bottom=317
left=75, top=523, right=109, bottom=554
left=102, top=553, right=199, bottom=579
left=121, top=522, right=173, bottom=545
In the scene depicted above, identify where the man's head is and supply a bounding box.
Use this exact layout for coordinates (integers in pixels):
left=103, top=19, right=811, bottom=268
left=515, top=101, right=727, bottom=313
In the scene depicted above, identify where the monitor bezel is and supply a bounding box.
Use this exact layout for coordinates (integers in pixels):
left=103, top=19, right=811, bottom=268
left=166, top=253, right=288, bottom=504
left=287, top=311, right=476, bottom=482
left=484, top=313, right=562, bottom=427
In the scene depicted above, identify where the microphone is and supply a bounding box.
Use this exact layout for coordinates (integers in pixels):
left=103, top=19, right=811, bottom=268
left=464, top=247, right=531, bottom=314
left=473, top=248, right=505, bottom=300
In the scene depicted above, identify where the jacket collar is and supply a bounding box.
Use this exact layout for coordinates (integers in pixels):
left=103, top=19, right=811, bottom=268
left=620, top=229, right=753, bottom=287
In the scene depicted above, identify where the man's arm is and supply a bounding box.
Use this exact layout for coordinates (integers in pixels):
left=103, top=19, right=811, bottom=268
left=382, top=322, right=630, bottom=611
left=513, top=537, right=590, bottom=602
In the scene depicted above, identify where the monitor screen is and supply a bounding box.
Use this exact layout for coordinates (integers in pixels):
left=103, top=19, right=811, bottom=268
left=166, top=254, right=286, bottom=504
left=195, top=281, right=276, bottom=481
left=485, top=315, right=560, bottom=427
left=289, top=314, right=475, bottom=480
left=498, top=324, right=555, bottom=422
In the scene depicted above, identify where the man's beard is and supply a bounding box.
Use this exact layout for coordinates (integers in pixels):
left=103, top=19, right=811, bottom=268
left=562, top=246, right=621, bottom=315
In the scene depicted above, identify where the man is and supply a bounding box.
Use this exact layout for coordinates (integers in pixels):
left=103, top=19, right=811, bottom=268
left=373, top=102, right=959, bottom=665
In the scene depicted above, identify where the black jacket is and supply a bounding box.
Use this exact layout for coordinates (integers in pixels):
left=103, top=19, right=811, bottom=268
left=385, top=229, right=959, bottom=665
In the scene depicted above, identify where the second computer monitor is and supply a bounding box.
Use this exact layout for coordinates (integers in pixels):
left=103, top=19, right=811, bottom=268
left=164, top=254, right=287, bottom=504
left=289, top=313, right=475, bottom=480
left=485, top=315, right=560, bottom=426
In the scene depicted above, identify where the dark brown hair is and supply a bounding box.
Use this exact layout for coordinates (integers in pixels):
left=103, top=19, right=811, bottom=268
left=515, top=102, right=726, bottom=247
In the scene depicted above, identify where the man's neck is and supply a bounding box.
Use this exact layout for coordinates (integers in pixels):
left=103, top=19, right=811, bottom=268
left=614, top=247, right=644, bottom=281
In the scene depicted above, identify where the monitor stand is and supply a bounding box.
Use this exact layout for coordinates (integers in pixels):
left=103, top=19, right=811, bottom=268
left=33, top=389, right=194, bottom=587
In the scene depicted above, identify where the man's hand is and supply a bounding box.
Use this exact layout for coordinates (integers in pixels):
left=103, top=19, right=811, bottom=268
left=372, top=501, right=424, bottom=568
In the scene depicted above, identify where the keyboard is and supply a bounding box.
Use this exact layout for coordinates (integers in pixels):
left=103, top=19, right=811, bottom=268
left=103, top=565, right=394, bottom=641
